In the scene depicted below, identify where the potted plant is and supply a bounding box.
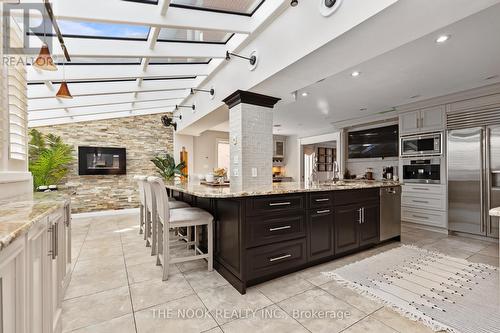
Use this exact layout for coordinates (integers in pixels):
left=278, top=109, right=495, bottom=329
left=28, top=129, right=74, bottom=191
left=151, top=154, right=186, bottom=181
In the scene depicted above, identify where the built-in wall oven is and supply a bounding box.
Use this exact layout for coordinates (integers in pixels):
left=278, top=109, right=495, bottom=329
left=402, top=158, right=442, bottom=184
left=400, top=132, right=442, bottom=157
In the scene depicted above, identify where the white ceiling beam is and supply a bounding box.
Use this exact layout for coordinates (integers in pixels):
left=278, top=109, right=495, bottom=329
left=28, top=64, right=208, bottom=82
left=29, top=100, right=181, bottom=121
left=148, top=27, right=161, bottom=50
left=29, top=107, right=175, bottom=128
left=159, top=0, right=171, bottom=16
left=50, top=0, right=252, bottom=33
left=28, top=79, right=197, bottom=99
left=29, top=36, right=227, bottom=58
left=28, top=90, right=189, bottom=111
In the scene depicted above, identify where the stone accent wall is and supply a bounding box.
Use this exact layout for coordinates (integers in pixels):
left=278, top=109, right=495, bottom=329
left=35, top=114, right=173, bottom=213
left=229, top=103, right=273, bottom=191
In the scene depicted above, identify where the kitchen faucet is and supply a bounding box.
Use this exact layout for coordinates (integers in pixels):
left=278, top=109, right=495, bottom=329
left=333, top=161, right=340, bottom=184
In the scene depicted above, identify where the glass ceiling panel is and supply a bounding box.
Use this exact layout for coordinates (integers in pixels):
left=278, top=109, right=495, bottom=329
left=32, top=20, right=150, bottom=40
left=61, top=57, right=142, bottom=65
left=149, top=57, right=211, bottom=64
left=157, top=28, right=233, bottom=44
left=170, top=0, right=264, bottom=15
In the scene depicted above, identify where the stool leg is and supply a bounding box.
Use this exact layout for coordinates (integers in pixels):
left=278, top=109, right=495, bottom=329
left=145, top=210, right=151, bottom=246
left=139, top=205, right=144, bottom=235
left=162, top=221, right=170, bottom=281
left=156, top=220, right=163, bottom=266
left=187, top=226, right=192, bottom=250
left=208, top=221, right=213, bottom=272
left=151, top=212, right=157, bottom=256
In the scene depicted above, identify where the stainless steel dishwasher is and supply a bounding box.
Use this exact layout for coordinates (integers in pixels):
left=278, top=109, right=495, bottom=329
left=380, top=186, right=401, bottom=241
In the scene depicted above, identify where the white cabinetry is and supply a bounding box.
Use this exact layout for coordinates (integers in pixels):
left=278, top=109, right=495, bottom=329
left=0, top=237, right=26, bottom=333
left=399, top=106, right=446, bottom=135
left=2, top=205, right=70, bottom=333
left=401, top=184, right=447, bottom=229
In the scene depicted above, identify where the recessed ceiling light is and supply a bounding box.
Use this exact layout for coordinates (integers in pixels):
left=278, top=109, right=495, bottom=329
left=410, top=94, right=421, bottom=99
left=436, top=35, right=450, bottom=43
left=301, top=92, right=309, bottom=97
left=359, top=108, right=367, bottom=111
left=273, top=124, right=282, bottom=127
left=485, top=75, right=499, bottom=81
left=351, top=71, right=361, bottom=77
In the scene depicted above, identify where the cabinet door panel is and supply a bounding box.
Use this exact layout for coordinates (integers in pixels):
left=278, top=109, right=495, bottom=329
left=359, top=202, right=379, bottom=246
left=334, top=204, right=360, bottom=254
left=308, top=209, right=335, bottom=261
left=421, top=106, right=445, bottom=132
left=399, top=111, right=420, bottom=135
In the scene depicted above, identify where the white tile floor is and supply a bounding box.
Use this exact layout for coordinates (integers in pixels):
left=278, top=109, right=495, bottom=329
left=64, top=212, right=499, bottom=333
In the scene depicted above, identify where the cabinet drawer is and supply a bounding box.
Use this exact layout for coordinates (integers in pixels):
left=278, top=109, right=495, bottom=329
left=402, top=207, right=447, bottom=228
left=402, top=184, right=445, bottom=196
left=334, top=188, right=379, bottom=206
left=309, top=192, right=334, bottom=209
left=246, top=195, right=305, bottom=216
left=246, top=213, right=306, bottom=248
left=402, top=194, right=445, bottom=210
left=246, top=238, right=307, bottom=280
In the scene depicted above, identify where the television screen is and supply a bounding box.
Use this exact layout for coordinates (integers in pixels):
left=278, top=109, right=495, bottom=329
left=348, top=125, right=399, bottom=159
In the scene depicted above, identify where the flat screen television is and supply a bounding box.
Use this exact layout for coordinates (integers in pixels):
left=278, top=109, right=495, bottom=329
left=348, top=125, right=399, bottom=159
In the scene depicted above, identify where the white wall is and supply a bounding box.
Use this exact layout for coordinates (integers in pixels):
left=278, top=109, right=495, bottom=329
left=193, top=130, right=229, bottom=176
left=284, top=135, right=300, bottom=181
left=174, top=133, right=194, bottom=175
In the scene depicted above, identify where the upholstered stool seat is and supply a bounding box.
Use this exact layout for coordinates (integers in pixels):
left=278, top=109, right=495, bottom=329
left=169, top=201, right=190, bottom=209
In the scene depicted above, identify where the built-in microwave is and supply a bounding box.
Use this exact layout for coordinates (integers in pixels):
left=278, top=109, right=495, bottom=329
left=400, top=132, right=442, bottom=157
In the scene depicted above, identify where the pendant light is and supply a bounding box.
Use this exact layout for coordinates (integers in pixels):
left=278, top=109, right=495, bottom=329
left=33, top=15, right=57, bottom=71
left=56, top=55, right=72, bottom=99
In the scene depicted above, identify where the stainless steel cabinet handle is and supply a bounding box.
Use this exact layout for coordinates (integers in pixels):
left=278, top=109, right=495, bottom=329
left=269, top=202, right=291, bottom=206
left=315, top=198, right=330, bottom=202
left=412, top=214, right=429, bottom=219
left=269, top=226, right=291, bottom=232
left=362, top=207, right=365, bottom=223
left=316, top=209, right=331, bottom=214
left=48, top=224, right=56, bottom=259
left=358, top=208, right=363, bottom=224
left=54, top=222, right=58, bottom=258
left=269, top=254, right=292, bottom=262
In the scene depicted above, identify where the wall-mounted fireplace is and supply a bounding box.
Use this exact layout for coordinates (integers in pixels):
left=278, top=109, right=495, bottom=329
left=78, top=146, right=126, bottom=175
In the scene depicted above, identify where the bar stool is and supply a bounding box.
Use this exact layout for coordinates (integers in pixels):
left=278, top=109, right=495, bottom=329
left=133, top=175, right=147, bottom=237
left=148, top=176, right=213, bottom=280
left=142, top=177, right=190, bottom=255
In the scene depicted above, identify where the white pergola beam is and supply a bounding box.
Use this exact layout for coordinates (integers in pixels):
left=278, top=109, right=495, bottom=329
left=29, top=100, right=181, bottom=121
left=29, top=107, right=175, bottom=128
left=28, top=90, right=189, bottom=111
left=28, top=79, right=197, bottom=99
left=50, top=0, right=252, bottom=33
left=28, top=64, right=208, bottom=82
left=29, top=36, right=227, bottom=58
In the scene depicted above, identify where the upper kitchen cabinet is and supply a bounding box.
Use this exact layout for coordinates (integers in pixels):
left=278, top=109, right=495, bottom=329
left=399, top=106, right=446, bottom=135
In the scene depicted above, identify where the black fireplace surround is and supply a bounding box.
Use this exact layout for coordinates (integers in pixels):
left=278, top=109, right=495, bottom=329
left=78, top=146, right=126, bottom=175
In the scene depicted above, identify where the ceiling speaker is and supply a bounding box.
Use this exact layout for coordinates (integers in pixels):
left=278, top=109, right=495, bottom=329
left=319, top=0, right=343, bottom=17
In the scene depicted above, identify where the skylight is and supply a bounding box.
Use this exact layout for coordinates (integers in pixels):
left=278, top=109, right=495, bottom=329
left=57, top=57, right=142, bottom=65
left=32, top=19, right=150, bottom=40
left=157, top=28, right=233, bottom=44
left=149, top=57, right=211, bottom=64
left=170, top=0, right=265, bottom=15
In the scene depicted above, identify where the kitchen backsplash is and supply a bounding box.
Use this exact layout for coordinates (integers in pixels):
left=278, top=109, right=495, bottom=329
left=346, top=157, right=399, bottom=180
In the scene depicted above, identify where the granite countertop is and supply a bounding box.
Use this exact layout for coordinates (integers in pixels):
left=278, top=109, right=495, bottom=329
left=0, top=192, right=70, bottom=252
left=489, top=207, right=500, bottom=217
left=165, top=180, right=400, bottom=198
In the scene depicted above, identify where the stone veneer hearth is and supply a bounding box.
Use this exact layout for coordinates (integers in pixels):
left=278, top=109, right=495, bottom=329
left=35, top=114, right=173, bottom=213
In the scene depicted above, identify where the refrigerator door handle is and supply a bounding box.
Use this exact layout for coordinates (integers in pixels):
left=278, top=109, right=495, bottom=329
left=485, top=128, right=492, bottom=235
left=480, top=129, right=485, bottom=233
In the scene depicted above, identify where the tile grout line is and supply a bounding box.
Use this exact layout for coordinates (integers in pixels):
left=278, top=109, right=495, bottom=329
left=120, top=224, right=140, bottom=333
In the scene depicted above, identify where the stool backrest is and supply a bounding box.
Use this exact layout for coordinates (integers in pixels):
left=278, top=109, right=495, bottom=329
left=147, top=176, right=170, bottom=225
left=133, top=175, right=147, bottom=206
left=144, top=178, right=155, bottom=213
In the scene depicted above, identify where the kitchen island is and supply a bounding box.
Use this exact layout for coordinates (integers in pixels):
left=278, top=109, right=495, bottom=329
left=166, top=180, right=400, bottom=294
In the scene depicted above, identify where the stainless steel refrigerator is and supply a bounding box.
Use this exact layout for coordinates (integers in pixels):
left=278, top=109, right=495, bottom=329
left=448, top=126, right=500, bottom=238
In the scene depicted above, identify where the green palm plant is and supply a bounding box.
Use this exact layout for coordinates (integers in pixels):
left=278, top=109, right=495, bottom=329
left=29, top=129, right=74, bottom=189
left=151, top=154, right=186, bottom=180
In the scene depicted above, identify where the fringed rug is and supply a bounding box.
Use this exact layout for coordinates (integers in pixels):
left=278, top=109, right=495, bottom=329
left=323, top=245, right=499, bottom=333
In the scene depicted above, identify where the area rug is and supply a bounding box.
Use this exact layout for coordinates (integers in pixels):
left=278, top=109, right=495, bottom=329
left=323, top=245, right=499, bottom=333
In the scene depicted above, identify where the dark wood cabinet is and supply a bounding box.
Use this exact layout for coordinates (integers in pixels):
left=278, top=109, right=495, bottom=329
left=334, top=203, right=361, bottom=255
left=307, top=208, right=335, bottom=261
left=246, top=213, right=306, bottom=248
left=359, top=202, right=379, bottom=246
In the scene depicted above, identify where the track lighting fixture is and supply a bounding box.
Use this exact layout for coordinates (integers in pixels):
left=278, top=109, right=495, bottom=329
left=190, top=88, right=215, bottom=97
left=290, top=0, right=299, bottom=7
left=175, top=104, right=196, bottom=111
left=225, top=51, right=257, bottom=66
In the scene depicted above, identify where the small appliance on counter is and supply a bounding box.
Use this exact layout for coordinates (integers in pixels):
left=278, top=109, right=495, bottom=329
left=383, top=166, right=394, bottom=180
left=365, top=168, right=374, bottom=180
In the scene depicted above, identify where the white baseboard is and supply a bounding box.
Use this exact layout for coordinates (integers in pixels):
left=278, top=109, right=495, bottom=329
left=72, top=208, right=139, bottom=219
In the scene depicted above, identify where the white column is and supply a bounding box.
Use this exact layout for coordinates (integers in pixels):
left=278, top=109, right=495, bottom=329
left=223, top=90, right=280, bottom=191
